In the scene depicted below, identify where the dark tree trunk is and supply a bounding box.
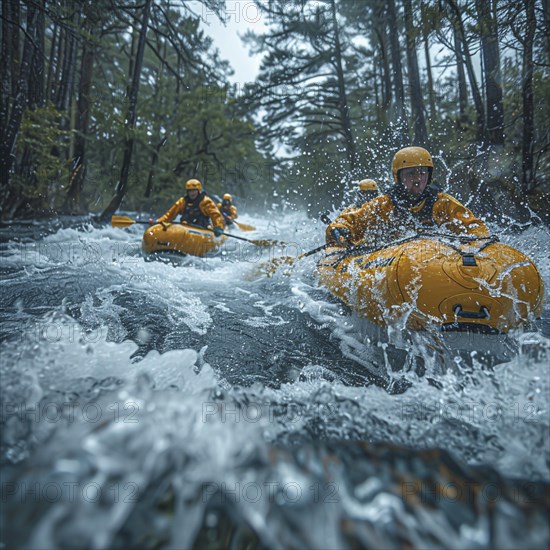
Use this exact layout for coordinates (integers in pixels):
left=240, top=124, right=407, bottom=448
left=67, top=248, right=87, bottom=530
left=16, top=0, right=46, bottom=212
left=0, top=4, right=38, bottom=218
left=386, top=0, right=407, bottom=131
left=46, top=23, right=58, bottom=102
left=0, top=0, right=13, bottom=133
left=403, top=0, right=429, bottom=146
left=330, top=0, right=358, bottom=170
left=10, top=0, right=20, bottom=97
left=1, top=0, right=20, bottom=105
left=144, top=35, right=167, bottom=199
left=100, top=0, right=153, bottom=221
left=52, top=25, right=65, bottom=105
left=65, top=27, right=96, bottom=212
left=454, top=25, right=469, bottom=130
left=542, top=0, right=550, bottom=66
left=476, top=0, right=504, bottom=146
left=47, top=8, right=78, bottom=169
left=371, top=0, right=392, bottom=114
left=421, top=3, right=436, bottom=122
left=57, top=11, right=78, bottom=116
left=144, top=136, right=167, bottom=198
left=373, top=62, right=380, bottom=109
left=521, top=0, right=536, bottom=192
left=28, top=1, right=45, bottom=109
left=446, top=0, right=486, bottom=143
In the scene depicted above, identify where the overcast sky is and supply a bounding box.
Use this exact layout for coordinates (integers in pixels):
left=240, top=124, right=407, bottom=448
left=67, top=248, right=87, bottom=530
left=192, top=1, right=267, bottom=84
left=189, top=1, right=469, bottom=89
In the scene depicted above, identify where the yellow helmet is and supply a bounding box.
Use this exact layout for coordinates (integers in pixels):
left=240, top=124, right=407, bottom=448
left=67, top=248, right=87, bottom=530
left=392, top=147, right=433, bottom=183
left=185, top=178, right=202, bottom=191
left=223, top=193, right=232, bottom=201
left=358, top=179, right=378, bottom=192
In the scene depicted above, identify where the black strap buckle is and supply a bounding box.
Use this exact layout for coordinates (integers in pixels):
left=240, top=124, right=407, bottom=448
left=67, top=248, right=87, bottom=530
left=461, top=253, right=477, bottom=266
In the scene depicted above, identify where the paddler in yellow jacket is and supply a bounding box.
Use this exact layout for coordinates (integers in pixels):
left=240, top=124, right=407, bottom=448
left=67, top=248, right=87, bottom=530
left=353, top=179, right=380, bottom=208
left=217, top=193, right=238, bottom=226
left=157, top=178, right=225, bottom=236
left=327, top=146, right=489, bottom=246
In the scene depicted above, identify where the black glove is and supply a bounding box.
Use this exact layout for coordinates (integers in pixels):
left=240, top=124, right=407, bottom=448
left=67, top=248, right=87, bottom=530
left=319, top=211, right=332, bottom=225
left=213, top=226, right=224, bottom=237
left=330, top=227, right=351, bottom=245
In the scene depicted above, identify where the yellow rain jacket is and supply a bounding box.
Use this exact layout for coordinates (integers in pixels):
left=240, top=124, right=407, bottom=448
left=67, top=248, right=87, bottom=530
left=326, top=189, right=489, bottom=245
left=217, top=202, right=238, bottom=223
left=158, top=193, right=225, bottom=230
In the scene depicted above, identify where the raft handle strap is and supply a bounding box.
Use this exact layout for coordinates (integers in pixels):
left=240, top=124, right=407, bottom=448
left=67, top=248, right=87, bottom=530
left=324, top=234, right=499, bottom=268
left=453, top=305, right=490, bottom=320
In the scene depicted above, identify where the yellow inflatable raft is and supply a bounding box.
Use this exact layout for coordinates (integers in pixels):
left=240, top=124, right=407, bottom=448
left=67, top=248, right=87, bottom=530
left=317, top=234, right=543, bottom=334
left=142, top=223, right=227, bottom=257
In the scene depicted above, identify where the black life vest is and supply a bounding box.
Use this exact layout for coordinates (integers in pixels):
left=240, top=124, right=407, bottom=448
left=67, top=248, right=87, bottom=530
left=180, top=192, right=209, bottom=227
left=220, top=200, right=232, bottom=216
left=389, top=184, right=440, bottom=227
left=220, top=199, right=235, bottom=224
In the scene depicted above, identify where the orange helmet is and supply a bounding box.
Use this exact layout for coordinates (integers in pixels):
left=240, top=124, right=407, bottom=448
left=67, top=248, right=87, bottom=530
left=223, top=193, right=232, bottom=201
left=392, top=147, right=433, bottom=183
left=185, top=179, right=202, bottom=191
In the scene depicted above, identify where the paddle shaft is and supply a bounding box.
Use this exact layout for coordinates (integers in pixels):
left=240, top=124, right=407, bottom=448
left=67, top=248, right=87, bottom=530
left=289, top=209, right=332, bottom=261
left=183, top=222, right=265, bottom=244
left=269, top=213, right=330, bottom=265
left=297, top=243, right=328, bottom=260
left=111, top=216, right=273, bottom=246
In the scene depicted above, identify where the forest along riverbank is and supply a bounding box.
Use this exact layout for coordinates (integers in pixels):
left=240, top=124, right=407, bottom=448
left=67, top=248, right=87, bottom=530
left=0, top=213, right=549, bottom=548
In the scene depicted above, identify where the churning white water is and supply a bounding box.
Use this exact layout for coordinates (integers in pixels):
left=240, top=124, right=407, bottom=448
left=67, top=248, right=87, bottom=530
left=1, top=211, right=548, bottom=548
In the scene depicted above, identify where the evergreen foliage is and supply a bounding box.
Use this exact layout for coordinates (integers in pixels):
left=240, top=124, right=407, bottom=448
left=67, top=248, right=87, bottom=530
left=0, top=0, right=548, bottom=219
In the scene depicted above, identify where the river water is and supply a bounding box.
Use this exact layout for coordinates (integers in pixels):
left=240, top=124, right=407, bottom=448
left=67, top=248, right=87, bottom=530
left=1, top=211, right=549, bottom=548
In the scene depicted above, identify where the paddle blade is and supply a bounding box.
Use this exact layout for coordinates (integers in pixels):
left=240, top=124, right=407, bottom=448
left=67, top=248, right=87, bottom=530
left=234, top=221, right=256, bottom=231
left=255, top=243, right=328, bottom=276
left=111, top=215, right=136, bottom=227
left=258, top=256, right=296, bottom=277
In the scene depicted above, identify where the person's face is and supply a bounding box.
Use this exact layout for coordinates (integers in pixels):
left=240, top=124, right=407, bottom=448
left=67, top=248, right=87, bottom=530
left=399, top=166, right=430, bottom=195
left=188, top=189, right=199, bottom=200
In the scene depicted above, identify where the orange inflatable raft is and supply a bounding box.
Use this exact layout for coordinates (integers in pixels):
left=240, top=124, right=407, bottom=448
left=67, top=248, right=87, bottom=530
left=317, top=234, right=543, bottom=334
left=142, top=223, right=227, bottom=257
